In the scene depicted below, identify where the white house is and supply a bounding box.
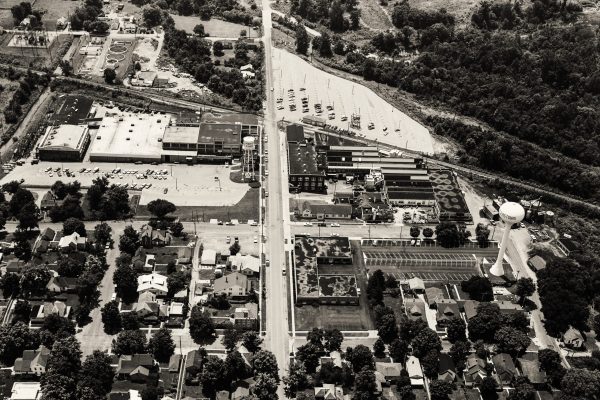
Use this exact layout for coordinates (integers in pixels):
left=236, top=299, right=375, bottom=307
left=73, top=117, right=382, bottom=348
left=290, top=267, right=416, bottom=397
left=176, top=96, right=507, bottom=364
left=201, top=249, right=217, bottom=266
left=563, top=327, right=584, bottom=349
left=137, top=273, right=168, bottom=296
left=406, top=356, right=424, bottom=387
left=229, top=254, right=260, bottom=276
left=58, top=232, right=87, bottom=252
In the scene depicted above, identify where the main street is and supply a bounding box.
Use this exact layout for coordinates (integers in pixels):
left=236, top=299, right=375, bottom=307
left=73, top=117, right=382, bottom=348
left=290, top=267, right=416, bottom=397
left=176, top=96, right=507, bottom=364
left=261, top=0, right=291, bottom=396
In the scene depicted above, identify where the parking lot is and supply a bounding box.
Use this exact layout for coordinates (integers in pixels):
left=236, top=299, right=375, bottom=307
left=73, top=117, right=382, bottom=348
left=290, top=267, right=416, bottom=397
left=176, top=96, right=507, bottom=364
left=1, top=161, right=249, bottom=207
left=363, top=250, right=477, bottom=267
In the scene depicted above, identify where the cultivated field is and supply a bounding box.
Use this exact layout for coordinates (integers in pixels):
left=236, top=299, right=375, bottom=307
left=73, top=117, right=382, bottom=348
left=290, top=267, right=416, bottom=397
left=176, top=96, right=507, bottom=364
left=170, top=14, right=259, bottom=38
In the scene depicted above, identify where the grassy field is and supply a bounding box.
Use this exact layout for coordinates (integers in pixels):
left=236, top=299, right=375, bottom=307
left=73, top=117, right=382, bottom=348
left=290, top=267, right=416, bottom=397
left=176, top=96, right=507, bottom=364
left=32, top=0, right=81, bottom=30
left=359, top=0, right=394, bottom=30
left=170, top=14, right=259, bottom=38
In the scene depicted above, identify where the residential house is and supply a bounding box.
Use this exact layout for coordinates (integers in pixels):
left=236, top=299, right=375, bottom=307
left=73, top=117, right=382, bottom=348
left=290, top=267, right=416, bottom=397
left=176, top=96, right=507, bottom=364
left=32, top=301, right=70, bottom=321
left=424, top=286, right=445, bottom=306
left=117, top=354, right=155, bottom=383
left=492, top=353, right=517, bottom=386
left=233, top=303, right=258, bottom=330
left=435, top=299, right=461, bottom=328
left=46, top=276, right=79, bottom=293
left=140, top=225, right=172, bottom=248
left=40, top=192, right=62, bottom=211
left=562, top=327, right=584, bottom=349
left=314, top=383, right=344, bottom=399
left=408, top=277, right=425, bottom=293
left=300, top=203, right=352, bottom=220
left=518, top=354, right=547, bottom=389
left=404, top=299, right=427, bottom=322
left=133, top=249, right=155, bottom=273
left=185, top=349, right=204, bottom=377
left=201, top=249, right=217, bottom=266
left=168, top=354, right=182, bottom=374
left=13, top=346, right=51, bottom=376
left=527, top=255, right=547, bottom=272
left=229, top=254, right=260, bottom=276
left=320, top=351, right=343, bottom=369
left=438, top=353, right=457, bottom=383
left=232, top=386, right=250, bottom=400
left=137, top=273, right=168, bottom=296
left=462, top=300, right=479, bottom=321
left=133, top=291, right=162, bottom=324
left=406, top=356, right=424, bottom=387
left=130, top=71, right=157, bottom=87
left=497, top=300, right=524, bottom=316
left=39, top=228, right=56, bottom=242
left=6, top=260, right=26, bottom=274
left=375, top=362, right=402, bottom=384
left=58, top=232, right=87, bottom=252
left=213, top=272, right=251, bottom=299
left=33, top=239, right=50, bottom=255
left=464, top=355, right=487, bottom=387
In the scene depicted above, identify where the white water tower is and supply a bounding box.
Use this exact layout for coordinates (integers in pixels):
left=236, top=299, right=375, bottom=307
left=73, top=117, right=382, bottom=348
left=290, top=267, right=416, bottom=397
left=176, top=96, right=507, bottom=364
left=489, top=201, right=525, bottom=277
left=242, top=136, right=256, bottom=181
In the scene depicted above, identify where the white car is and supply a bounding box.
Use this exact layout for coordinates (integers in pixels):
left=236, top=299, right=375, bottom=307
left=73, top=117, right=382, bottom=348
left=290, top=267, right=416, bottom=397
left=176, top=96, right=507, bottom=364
left=330, top=223, right=340, bottom=227
left=304, top=222, right=313, bottom=227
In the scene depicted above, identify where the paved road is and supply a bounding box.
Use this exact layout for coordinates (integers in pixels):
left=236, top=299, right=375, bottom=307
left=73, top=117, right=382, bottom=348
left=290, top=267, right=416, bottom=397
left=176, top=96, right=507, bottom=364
left=261, top=0, right=290, bottom=396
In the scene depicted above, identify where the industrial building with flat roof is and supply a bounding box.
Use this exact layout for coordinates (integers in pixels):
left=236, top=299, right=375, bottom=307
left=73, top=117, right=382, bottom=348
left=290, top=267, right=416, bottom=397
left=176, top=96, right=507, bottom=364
left=37, top=124, right=91, bottom=161
left=288, top=142, right=326, bottom=193
left=201, top=112, right=260, bottom=136
left=161, top=123, right=243, bottom=161
left=49, top=95, right=94, bottom=125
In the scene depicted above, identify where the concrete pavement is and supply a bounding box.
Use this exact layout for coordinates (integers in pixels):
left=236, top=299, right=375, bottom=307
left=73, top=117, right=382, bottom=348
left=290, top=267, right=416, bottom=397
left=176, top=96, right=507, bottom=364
left=261, top=0, right=291, bottom=397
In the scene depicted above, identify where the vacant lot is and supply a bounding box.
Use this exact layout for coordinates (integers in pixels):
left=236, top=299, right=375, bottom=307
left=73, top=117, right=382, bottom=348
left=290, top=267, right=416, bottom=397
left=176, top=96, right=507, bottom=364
left=295, top=303, right=374, bottom=331
left=33, top=0, right=81, bottom=30
left=170, top=14, right=259, bottom=38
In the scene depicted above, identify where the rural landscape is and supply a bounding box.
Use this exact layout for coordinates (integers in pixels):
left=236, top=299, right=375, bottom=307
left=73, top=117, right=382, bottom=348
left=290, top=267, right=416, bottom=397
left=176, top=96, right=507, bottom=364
left=0, top=0, right=597, bottom=399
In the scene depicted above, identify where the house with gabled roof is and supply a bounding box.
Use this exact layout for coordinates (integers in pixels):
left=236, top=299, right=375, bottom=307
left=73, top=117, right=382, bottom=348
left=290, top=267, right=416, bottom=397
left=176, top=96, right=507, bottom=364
left=375, top=361, right=402, bottom=384
left=518, top=353, right=547, bottom=389
left=13, top=345, right=51, bottom=376
left=438, top=353, right=457, bottom=383
left=46, top=276, right=79, bottom=293
left=562, top=327, right=584, bottom=349
left=58, top=232, right=87, bottom=252
left=314, top=383, right=345, bottom=399
left=137, top=273, right=168, bottom=296
left=464, top=355, right=487, bottom=387
left=492, top=353, right=517, bottom=386
left=116, top=354, right=155, bottom=383
left=406, top=356, right=424, bottom=387
left=435, top=299, right=461, bottom=328
left=214, top=272, right=251, bottom=299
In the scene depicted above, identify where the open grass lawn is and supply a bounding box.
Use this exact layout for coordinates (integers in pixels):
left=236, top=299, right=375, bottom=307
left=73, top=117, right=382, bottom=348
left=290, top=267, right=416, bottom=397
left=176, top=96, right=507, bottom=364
left=359, top=0, right=394, bottom=30
left=170, top=14, right=259, bottom=39
left=137, top=186, right=259, bottom=222
left=294, top=303, right=374, bottom=331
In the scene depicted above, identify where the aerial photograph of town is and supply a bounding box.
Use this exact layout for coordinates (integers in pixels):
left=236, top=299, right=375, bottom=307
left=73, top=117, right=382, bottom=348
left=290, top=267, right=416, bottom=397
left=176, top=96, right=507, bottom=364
left=0, top=0, right=598, bottom=399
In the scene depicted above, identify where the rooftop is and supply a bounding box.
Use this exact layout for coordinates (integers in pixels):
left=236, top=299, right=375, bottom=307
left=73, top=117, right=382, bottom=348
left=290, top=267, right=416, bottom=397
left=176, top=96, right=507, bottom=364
left=39, top=125, right=89, bottom=151
left=201, top=112, right=259, bottom=126
left=49, top=95, right=94, bottom=125
left=286, top=124, right=305, bottom=143
left=198, top=123, right=242, bottom=145
left=162, top=125, right=199, bottom=145
left=288, top=142, right=324, bottom=176
left=89, top=113, right=170, bottom=158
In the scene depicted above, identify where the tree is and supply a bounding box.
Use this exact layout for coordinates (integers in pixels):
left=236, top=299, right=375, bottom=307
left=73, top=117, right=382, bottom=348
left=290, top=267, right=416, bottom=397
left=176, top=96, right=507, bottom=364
left=0, top=322, right=39, bottom=365
left=410, top=226, right=421, bottom=238
left=189, top=305, right=216, bottom=344
left=147, top=199, right=176, bottom=218
left=229, top=241, right=241, bottom=255
left=113, top=264, right=138, bottom=303
left=17, top=201, right=39, bottom=230
left=94, top=222, right=112, bottom=245
left=253, top=350, right=279, bottom=381
left=0, top=272, right=20, bottom=297
left=119, top=226, right=140, bottom=255
left=377, top=314, right=399, bottom=343
left=449, top=341, right=470, bottom=371
left=389, top=339, right=409, bottom=362
left=148, top=327, right=175, bottom=362
left=468, top=302, right=503, bottom=342
left=480, top=376, right=498, bottom=397
left=14, top=237, right=32, bottom=262
left=429, top=380, right=455, bottom=400
left=538, top=348, right=561, bottom=372
left=295, top=24, right=310, bottom=55
left=177, top=0, right=193, bottom=15
left=121, top=312, right=141, bottom=331
left=355, top=368, right=377, bottom=398
left=20, top=266, right=50, bottom=297
left=561, top=368, right=600, bottom=398
left=346, top=345, right=374, bottom=372
left=39, top=314, right=75, bottom=348
left=112, top=329, right=147, bottom=356
left=63, top=217, right=86, bottom=236
left=100, top=300, right=122, bottom=334
left=200, top=356, right=228, bottom=396
left=296, top=342, right=321, bottom=373
left=411, top=328, right=441, bottom=358
left=323, top=329, right=343, bottom=352
left=193, top=23, right=205, bottom=36
left=475, top=223, right=490, bottom=247
left=222, top=325, right=241, bottom=352
left=461, top=276, right=493, bottom=301
left=225, top=350, right=248, bottom=382
left=283, top=361, right=309, bottom=398
left=79, top=350, right=115, bottom=396
left=435, top=222, right=461, bottom=248
left=140, top=386, right=160, bottom=400
left=422, top=349, right=440, bottom=378
left=170, top=221, right=184, bottom=237
left=399, top=317, right=428, bottom=342
left=494, top=326, right=531, bottom=356
left=46, top=336, right=82, bottom=376
left=515, top=277, right=536, bottom=303
left=59, top=60, right=73, bottom=77
left=446, top=317, right=467, bottom=343
left=367, top=269, right=385, bottom=305
left=329, top=0, right=345, bottom=31
left=213, top=41, right=224, bottom=56
left=423, top=227, right=434, bottom=238
left=318, top=32, right=333, bottom=57
left=143, top=6, right=162, bottom=27
left=386, top=274, right=398, bottom=289
left=241, top=331, right=263, bottom=353
left=373, top=338, right=386, bottom=358
left=350, top=9, right=361, bottom=29
left=307, top=327, right=324, bottom=348
left=103, top=68, right=116, bottom=84
left=167, top=271, right=188, bottom=297
left=254, top=373, right=279, bottom=400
